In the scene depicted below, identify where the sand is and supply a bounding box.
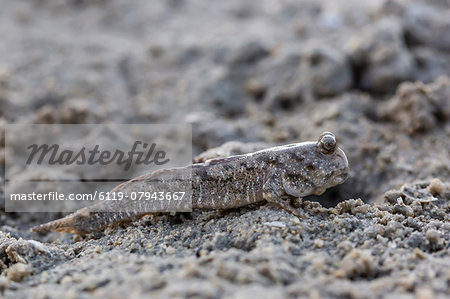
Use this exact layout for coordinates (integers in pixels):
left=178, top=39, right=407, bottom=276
left=0, top=0, right=449, bottom=298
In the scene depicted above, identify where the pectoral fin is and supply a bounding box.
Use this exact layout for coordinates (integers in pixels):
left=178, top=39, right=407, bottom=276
left=281, top=172, right=303, bottom=198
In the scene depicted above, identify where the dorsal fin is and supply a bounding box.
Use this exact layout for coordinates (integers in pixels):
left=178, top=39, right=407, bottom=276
left=203, top=155, right=244, bottom=166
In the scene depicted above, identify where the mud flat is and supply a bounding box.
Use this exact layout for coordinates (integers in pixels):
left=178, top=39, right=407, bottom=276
left=0, top=0, right=449, bottom=298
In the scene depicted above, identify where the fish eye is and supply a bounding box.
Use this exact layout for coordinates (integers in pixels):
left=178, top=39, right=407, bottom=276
left=318, top=132, right=336, bottom=154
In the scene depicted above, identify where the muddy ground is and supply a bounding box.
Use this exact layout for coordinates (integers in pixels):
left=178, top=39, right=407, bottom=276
left=0, top=0, right=449, bottom=298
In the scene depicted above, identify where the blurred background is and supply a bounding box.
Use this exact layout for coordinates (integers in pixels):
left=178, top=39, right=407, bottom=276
left=0, top=0, right=449, bottom=210
left=0, top=2, right=449, bottom=298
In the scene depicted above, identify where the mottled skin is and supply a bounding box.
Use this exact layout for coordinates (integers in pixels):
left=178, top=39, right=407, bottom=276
left=31, top=132, right=349, bottom=234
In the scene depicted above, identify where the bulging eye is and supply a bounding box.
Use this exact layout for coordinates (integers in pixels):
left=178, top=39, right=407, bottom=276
left=318, top=132, right=336, bottom=154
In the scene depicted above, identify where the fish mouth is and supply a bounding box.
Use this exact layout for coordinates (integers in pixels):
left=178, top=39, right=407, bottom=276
left=336, top=148, right=349, bottom=169
left=312, top=186, right=327, bottom=196
left=333, top=148, right=349, bottom=185
left=333, top=169, right=349, bottom=185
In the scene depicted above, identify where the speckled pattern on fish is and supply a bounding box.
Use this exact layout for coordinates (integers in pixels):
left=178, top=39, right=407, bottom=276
left=31, top=132, right=349, bottom=234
